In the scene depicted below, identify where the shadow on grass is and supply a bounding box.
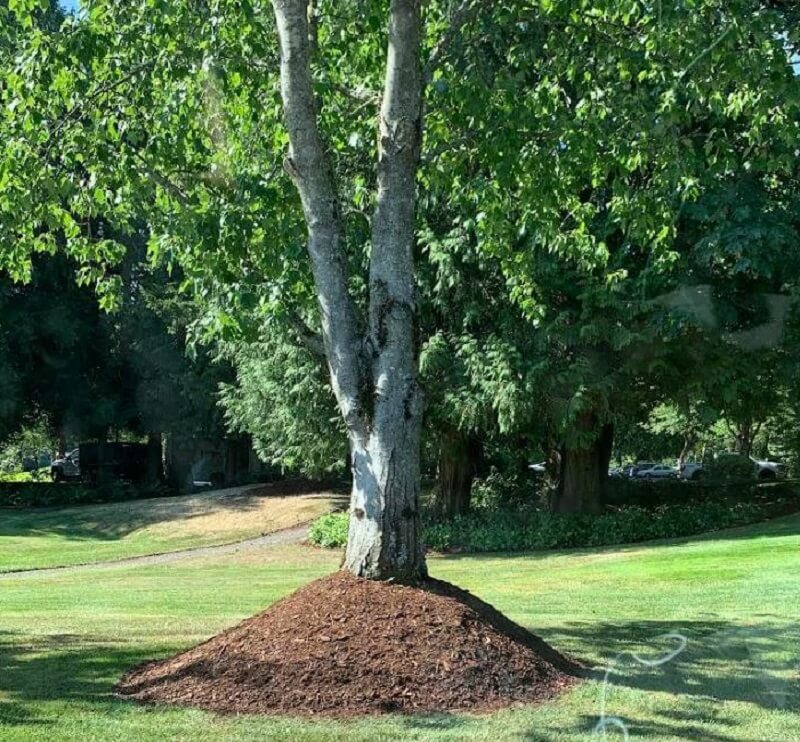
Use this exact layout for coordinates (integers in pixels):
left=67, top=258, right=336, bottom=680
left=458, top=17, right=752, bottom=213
left=0, top=631, right=158, bottom=729
left=0, top=482, right=348, bottom=543
left=2, top=618, right=797, bottom=736
left=542, top=618, right=800, bottom=740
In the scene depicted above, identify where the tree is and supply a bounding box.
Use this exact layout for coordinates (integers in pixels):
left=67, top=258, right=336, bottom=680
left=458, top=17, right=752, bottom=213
left=3, top=1, right=799, bottom=558
left=269, top=0, right=427, bottom=579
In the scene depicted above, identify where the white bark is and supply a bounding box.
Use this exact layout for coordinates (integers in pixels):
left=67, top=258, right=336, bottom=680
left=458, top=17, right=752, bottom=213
left=273, top=0, right=426, bottom=580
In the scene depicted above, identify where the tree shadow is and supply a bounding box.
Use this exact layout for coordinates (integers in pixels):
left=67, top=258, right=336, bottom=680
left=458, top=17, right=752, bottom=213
left=0, top=481, right=348, bottom=543
left=550, top=714, right=746, bottom=742
left=542, top=618, right=800, bottom=740
left=0, top=630, right=157, bottom=728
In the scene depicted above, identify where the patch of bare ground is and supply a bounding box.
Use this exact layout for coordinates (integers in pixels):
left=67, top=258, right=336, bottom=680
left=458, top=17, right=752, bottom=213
left=117, top=571, right=585, bottom=717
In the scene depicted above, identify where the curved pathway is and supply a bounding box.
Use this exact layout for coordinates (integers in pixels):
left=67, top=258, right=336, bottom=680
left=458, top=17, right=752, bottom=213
left=0, top=524, right=309, bottom=580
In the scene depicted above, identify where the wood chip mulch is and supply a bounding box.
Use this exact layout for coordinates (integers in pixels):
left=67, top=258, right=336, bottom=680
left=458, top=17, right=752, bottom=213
left=116, top=571, right=586, bottom=717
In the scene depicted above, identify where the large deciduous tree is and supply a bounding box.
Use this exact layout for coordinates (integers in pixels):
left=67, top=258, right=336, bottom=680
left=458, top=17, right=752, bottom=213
left=3, top=1, right=799, bottom=554
left=272, top=0, right=426, bottom=579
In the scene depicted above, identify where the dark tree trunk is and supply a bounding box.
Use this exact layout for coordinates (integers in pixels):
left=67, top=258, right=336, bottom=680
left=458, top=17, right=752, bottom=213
left=551, top=412, right=608, bottom=514
left=436, top=429, right=480, bottom=517
left=57, top=428, right=67, bottom=458
left=164, top=435, right=193, bottom=493
left=598, top=422, right=614, bottom=482
left=145, top=432, right=163, bottom=486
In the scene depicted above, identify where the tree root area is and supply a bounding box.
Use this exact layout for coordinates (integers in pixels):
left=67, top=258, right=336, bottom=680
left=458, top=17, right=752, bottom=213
left=116, top=571, right=585, bottom=717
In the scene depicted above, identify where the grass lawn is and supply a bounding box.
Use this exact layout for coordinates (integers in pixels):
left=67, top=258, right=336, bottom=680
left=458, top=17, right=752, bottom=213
left=0, top=487, right=340, bottom=572
left=1, top=513, right=799, bottom=740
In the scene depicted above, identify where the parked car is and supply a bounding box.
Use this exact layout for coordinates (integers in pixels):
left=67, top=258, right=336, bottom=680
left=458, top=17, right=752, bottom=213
left=50, top=449, right=81, bottom=482
left=626, top=462, right=656, bottom=478
left=528, top=462, right=547, bottom=474
left=751, top=456, right=785, bottom=480
left=636, top=463, right=678, bottom=480
left=707, top=453, right=786, bottom=482
left=679, top=462, right=704, bottom=481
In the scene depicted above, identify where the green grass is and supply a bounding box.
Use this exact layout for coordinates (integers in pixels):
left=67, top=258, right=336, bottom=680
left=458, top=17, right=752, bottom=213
left=1, top=514, right=799, bottom=740
left=0, top=488, right=338, bottom=572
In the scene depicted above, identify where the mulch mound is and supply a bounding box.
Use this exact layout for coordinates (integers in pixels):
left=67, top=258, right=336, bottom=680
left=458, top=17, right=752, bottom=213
left=116, top=571, right=585, bottom=717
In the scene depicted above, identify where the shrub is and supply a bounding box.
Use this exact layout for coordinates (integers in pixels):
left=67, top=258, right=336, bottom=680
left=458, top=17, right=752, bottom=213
left=308, top=497, right=790, bottom=553
left=0, top=481, right=174, bottom=508
left=308, top=512, right=349, bottom=548
left=705, top=454, right=755, bottom=483
left=470, top=469, right=540, bottom=510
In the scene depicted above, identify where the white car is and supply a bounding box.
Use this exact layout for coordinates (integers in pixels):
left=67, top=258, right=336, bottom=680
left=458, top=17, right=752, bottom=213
left=636, top=463, right=678, bottom=480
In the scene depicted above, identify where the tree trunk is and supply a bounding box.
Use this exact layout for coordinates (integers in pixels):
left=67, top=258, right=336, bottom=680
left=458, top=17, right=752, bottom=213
left=164, top=435, right=193, bottom=493
left=436, top=429, right=479, bottom=517
left=678, top=433, right=695, bottom=469
left=145, top=432, right=163, bottom=486
left=273, top=0, right=426, bottom=581
left=733, top=421, right=754, bottom=458
left=344, top=389, right=426, bottom=581
left=57, top=428, right=67, bottom=458
left=551, top=412, right=607, bottom=514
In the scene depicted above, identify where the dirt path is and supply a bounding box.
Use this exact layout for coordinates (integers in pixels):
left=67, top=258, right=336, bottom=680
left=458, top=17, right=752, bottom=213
left=0, top=524, right=310, bottom=580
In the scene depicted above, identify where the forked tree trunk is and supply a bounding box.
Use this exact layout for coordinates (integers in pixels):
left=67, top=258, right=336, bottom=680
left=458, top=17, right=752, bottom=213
left=273, top=0, right=426, bottom=581
left=551, top=412, right=609, bottom=514
left=436, top=428, right=479, bottom=517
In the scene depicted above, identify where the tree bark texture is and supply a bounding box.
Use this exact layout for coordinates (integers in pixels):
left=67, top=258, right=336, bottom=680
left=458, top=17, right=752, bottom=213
left=551, top=412, right=609, bottom=514
left=436, top=428, right=480, bottom=516
left=273, top=0, right=426, bottom=581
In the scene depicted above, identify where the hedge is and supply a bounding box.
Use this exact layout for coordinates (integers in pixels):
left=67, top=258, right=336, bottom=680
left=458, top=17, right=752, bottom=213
left=308, top=495, right=798, bottom=553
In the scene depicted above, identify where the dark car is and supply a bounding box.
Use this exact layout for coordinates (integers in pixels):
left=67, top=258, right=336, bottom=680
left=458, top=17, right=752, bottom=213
left=50, top=449, right=81, bottom=482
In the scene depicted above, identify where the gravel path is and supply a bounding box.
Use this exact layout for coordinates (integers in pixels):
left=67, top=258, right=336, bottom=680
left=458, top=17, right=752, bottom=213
left=0, top=524, right=309, bottom=580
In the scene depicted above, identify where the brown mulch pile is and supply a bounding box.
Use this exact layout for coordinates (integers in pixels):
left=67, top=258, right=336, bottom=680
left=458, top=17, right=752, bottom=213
left=116, top=571, right=586, bottom=717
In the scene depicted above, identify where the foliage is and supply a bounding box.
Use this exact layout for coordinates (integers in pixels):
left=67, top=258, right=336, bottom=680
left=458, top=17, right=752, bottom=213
left=1, top=1, right=800, bottom=517
left=0, top=419, right=55, bottom=473
left=0, top=480, right=170, bottom=508
left=0, top=467, right=49, bottom=483
left=424, top=501, right=772, bottom=552
left=308, top=490, right=796, bottom=552
left=704, top=454, right=758, bottom=483
left=307, top=512, right=350, bottom=550
left=219, top=334, right=346, bottom=477
left=469, top=468, right=540, bottom=510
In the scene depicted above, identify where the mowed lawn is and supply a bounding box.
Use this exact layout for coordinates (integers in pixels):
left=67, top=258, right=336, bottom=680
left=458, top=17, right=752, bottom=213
left=0, top=486, right=341, bottom=572
left=1, top=513, right=799, bottom=741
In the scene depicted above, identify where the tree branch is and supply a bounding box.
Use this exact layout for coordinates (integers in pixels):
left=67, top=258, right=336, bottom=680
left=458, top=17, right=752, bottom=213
left=286, top=310, right=326, bottom=358
left=423, top=0, right=479, bottom=86
left=272, top=0, right=367, bottom=439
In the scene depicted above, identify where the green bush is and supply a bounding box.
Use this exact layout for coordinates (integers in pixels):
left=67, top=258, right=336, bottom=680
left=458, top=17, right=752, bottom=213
left=307, top=512, right=349, bottom=548
left=0, top=481, right=174, bottom=508
left=308, top=497, right=791, bottom=553
left=705, top=454, right=755, bottom=483
left=470, top=469, right=540, bottom=510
